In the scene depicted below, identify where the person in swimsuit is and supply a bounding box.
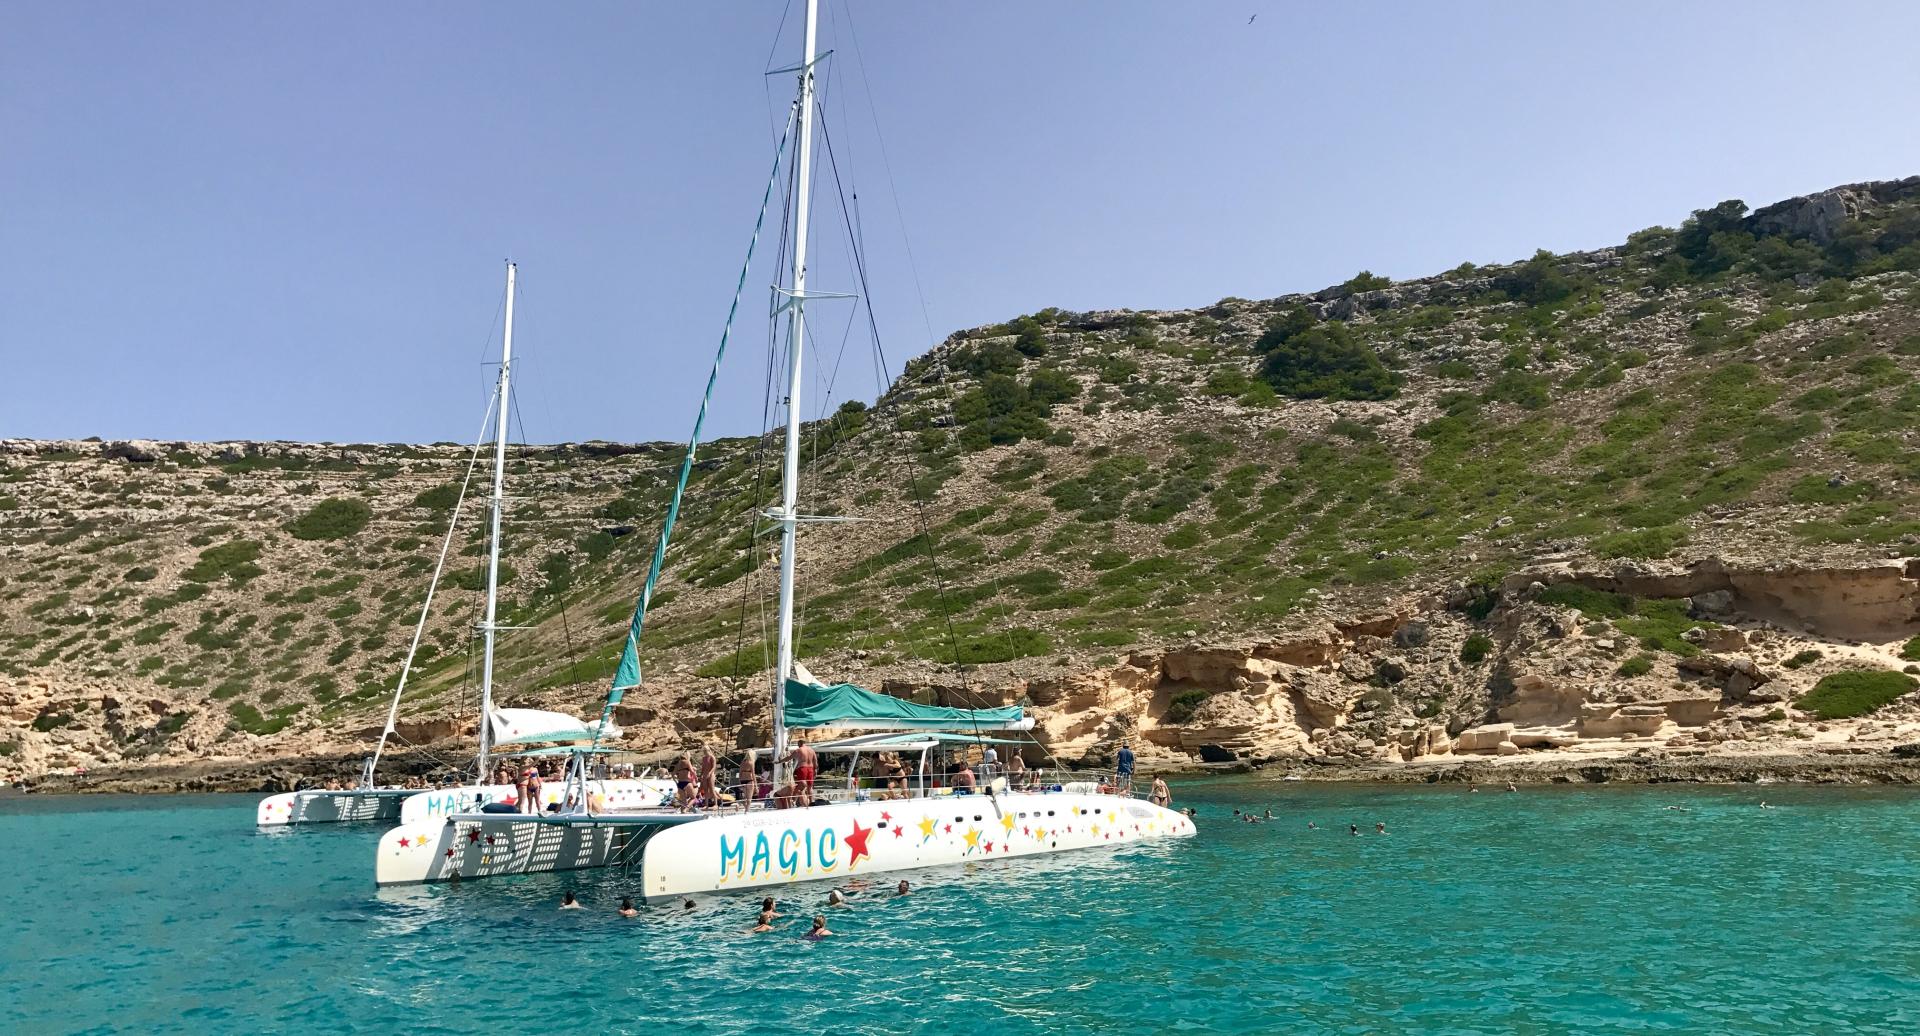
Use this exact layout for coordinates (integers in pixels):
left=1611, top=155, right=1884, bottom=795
left=950, top=762, right=976, bottom=795
left=698, top=745, right=719, bottom=809
left=560, top=891, right=582, bottom=910
left=1149, top=775, right=1171, bottom=808
left=827, top=889, right=849, bottom=908
left=788, top=742, right=818, bottom=805
left=895, top=880, right=911, bottom=897
left=750, top=909, right=776, bottom=933
left=618, top=897, right=638, bottom=918
left=514, top=768, right=531, bottom=814
left=805, top=915, right=834, bottom=940
left=525, top=766, right=543, bottom=813
left=738, top=749, right=759, bottom=805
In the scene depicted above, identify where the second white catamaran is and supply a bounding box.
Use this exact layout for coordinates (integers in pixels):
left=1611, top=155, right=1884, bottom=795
left=375, top=0, right=1193, bottom=896
left=263, top=265, right=672, bottom=827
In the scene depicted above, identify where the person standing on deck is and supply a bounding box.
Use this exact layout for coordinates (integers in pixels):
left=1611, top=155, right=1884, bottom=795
left=698, top=745, right=719, bottom=808
left=951, top=761, right=977, bottom=795
left=1115, top=741, right=1136, bottom=795
left=981, top=744, right=999, bottom=782
left=525, top=764, right=543, bottom=814
left=514, top=766, right=531, bottom=814
left=738, top=749, right=758, bottom=805
left=787, top=742, right=818, bottom=804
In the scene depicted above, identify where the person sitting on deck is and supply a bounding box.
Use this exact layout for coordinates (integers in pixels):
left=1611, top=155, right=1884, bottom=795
left=773, top=782, right=800, bottom=810
left=950, top=762, right=976, bottom=795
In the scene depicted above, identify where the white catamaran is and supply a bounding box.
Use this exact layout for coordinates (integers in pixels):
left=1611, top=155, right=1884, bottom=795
left=375, top=1, right=1193, bottom=894
left=262, top=264, right=672, bottom=827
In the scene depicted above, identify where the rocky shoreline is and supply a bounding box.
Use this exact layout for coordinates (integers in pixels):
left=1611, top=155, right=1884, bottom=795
left=17, top=744, right=1920, bottom=797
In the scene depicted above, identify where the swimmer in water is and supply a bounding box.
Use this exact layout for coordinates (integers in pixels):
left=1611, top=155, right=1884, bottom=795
left=682, top=898, right=697, bottom=912
left=618, top=896, right=638, bottom=918
left=560, top=891, right=583, bottom=910
left=1308, top=821, right=1317, bottom=830
left=1664, top=805, right=1689, bottom=811
left=1264, top=809, right=1274, bottom=820
left=895, top=880, right=911, bottom=897
left=1507, top=782, right=1518, bottom=793
left=761, top=896, right=782, bottom=918
left=827, top=888, right=849, bottom=908
left=1349, top=824, right=1359, bottom=836
left=750, top=908, right=776, bottom=933
left=806, top=915, right=835, bottom=940
left=1375, top=822, right=1387, bottom=835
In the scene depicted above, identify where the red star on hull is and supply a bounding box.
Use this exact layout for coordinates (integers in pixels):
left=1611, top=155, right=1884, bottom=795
left=844, top=819, right=874, bottom=868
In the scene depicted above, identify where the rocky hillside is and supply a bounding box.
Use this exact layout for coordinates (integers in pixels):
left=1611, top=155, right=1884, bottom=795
left=6, top=177, right=1920, bottom=786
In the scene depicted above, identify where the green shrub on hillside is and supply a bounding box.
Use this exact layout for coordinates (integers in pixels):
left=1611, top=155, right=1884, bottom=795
left=183, top=540, right=264, bottom=585
left=287, top=498, right=373, bottom=541
left=1253, top=307, right=1401, bottom=401
left=1795, top=670, right=1918, bottom=720
left=1459, top=634, right=1494, bottom=664
left=412, top=483, right=460, bottom=511
left=1902, top=637, right=1920, bottom=662
left=1165, top=689, right=1213, bottom=723
left=1616, top=654, right=1655, bottom=677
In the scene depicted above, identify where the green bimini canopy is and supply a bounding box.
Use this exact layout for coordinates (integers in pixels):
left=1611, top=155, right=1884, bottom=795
left=783, top=678, right=1030, bottom=732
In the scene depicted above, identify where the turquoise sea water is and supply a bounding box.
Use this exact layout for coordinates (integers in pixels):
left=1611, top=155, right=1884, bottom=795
left=5, top=782, right=1919, bottom=1034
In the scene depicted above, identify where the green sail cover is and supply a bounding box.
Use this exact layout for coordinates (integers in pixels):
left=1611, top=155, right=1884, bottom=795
left=783, top=678, right=1027, bottom=731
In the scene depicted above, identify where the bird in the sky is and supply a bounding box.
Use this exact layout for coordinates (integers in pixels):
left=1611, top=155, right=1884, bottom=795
left=1248, top=13, right=1258, bottom=24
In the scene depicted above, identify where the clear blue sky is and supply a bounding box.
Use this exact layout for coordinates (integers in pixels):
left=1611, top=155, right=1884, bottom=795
left=5, top=1, right=1918, bottom=445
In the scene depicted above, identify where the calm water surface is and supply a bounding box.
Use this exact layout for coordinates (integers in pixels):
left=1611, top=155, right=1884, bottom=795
left=4, top=781, right=1919, bottom=1034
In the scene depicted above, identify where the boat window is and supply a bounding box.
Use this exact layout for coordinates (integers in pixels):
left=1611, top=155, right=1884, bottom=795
left=973, top=815, right=982, bottom=822
left=877, top=821, right=888, bottom=829
left=1047, top=810, right=1055, bottom=816
left=954, top=816, right=963, bottom=823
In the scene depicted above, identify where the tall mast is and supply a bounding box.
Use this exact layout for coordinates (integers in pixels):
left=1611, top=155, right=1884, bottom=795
left=477, top=261, right=516, bottom=780
left=771, top=0, right=819, bottom=772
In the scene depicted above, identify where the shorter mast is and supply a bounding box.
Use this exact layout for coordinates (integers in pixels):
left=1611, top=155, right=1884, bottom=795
left=476, top=261, right=516, bottom=781
left=363, top=391, right=498, bottom=788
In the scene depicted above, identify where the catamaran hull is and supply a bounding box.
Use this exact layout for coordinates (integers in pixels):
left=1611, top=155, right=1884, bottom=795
left=257, top=789, right=415, bottom=826
left=395, top=779, right=676, bottom=825
left=374, top=792, right=1194, bottom=894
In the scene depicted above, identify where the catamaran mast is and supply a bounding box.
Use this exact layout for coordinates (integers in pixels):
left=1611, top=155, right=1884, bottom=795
left=770, top=0, right=819, bottom=778
left=476, top=261, right=516, bottom=780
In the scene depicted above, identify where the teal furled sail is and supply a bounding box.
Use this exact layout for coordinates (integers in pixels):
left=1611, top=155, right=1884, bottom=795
left=586, top=111, right=795, bottom=747
left=782, top=678, right=1028, bottom=731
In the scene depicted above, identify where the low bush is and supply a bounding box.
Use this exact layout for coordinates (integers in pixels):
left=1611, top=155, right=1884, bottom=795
left=1165, top=689, right=1214, bottom=724
left=1459, top=634, right=1494, bottom=664
left=1616, top=654, right=1655, bottom=677
left=287, top=497, right=373, bottom=541
left=1795, top=670, right=1918, bottom=720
